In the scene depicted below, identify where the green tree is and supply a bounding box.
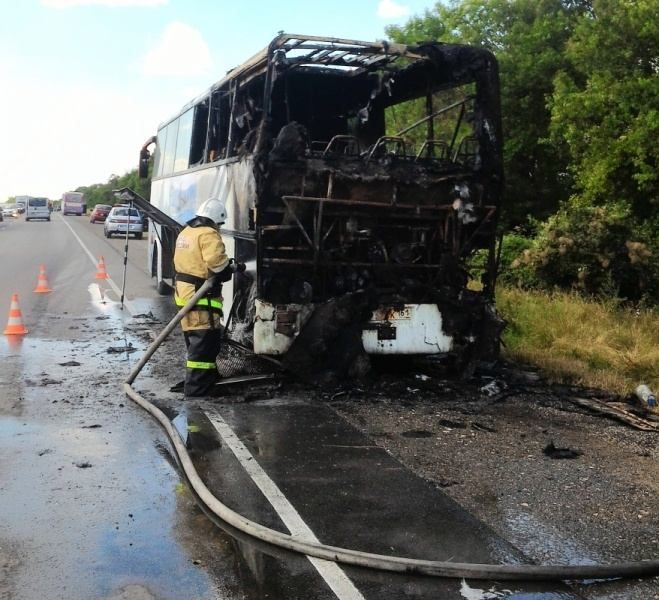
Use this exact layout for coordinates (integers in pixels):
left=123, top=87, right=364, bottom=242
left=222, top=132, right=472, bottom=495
left=76, top=165, right=151, bottom=209
left=387, top=0, right=589, bottom=225
left=549, top=0, right=659, bottom=219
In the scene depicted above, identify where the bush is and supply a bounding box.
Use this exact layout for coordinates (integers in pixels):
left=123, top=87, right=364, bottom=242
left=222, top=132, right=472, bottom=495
left=501, top=198, right=658, bottom=305
left=497, top=231, right=538, bottom=289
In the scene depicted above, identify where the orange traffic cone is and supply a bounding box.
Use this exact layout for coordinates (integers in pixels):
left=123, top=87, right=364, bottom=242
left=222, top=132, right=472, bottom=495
left=33, top=264, right=53, bottom=293
left=95, top=256, right=109, bottom=280
left=4, top=293, right=28, bottom=335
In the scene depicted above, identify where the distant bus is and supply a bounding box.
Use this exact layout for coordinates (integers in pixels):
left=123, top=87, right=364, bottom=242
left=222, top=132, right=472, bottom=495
left=62, top=192, right=85, bottom=215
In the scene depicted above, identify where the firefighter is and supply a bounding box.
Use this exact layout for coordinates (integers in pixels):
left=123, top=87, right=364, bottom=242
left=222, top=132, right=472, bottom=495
left=173, top=197, right=234, bottom=397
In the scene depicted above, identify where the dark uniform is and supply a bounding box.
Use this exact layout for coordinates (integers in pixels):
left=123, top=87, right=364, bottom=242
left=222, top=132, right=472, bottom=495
left=173, top=217, right=230, bottom=396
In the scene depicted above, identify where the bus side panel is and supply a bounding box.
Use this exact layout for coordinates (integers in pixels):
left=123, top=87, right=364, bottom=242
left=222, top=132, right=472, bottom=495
left=151, top=159, right=255, bottom=231
left=150, top=159, right=258, bottom=319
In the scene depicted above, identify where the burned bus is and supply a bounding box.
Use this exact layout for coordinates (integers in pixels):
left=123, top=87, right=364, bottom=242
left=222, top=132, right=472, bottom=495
left=138, top=33, right=504, bottom=369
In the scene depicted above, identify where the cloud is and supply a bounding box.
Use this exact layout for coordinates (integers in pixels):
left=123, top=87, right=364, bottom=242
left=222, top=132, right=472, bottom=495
left=0, top=74, right=171, bottom=200
left=42, top=0, right=166, bottom=7
left=377, top=0, right=410, bottom=19
left=142, top=22, right=212, bottom=77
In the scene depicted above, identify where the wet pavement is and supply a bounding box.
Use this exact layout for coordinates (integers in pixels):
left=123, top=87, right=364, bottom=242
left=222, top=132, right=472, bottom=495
left=0, top=216, right=238, bottom=599
left=165, top=399, right=580, bottom=598
left=0, top=214, right=645, bottom=598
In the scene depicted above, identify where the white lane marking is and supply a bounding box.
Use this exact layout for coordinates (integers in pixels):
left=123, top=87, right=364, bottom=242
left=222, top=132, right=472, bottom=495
left=206, top=411, right=366, bottom=600
left=58, top=214, right=137, bottom=315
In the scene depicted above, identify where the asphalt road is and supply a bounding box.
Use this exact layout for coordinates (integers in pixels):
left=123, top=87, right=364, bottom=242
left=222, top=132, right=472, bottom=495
left=0, top=213, right=582, bottom=599
left=0, top=213, right=234, bottom=599
left=0, top=212, right=159, bottom=321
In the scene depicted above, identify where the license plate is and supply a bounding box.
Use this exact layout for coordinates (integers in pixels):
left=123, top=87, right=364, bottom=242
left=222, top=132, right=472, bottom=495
left=391, top=307, right=412, bottom=320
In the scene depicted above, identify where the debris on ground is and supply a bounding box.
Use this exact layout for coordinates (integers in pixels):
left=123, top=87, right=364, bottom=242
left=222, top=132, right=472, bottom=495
left=75, top=462, right=92, bottom=469
left=438, top=418, right=467, bottom=429
left=543, top=441, right=582, bottom=459
left=106, top=343, right=137, bottom=354
left=401, top=430, right=433, bottom=438
left=479, top=379, right=505, bottom=397
left=569, top=396, right=659, bottom=431
left=634, top=383, right=657, bottom=411
left=471, top=421, right=497, bottom=433
left=58, top=361, right=81, bottom=367
left=132, top=311, right=160, bottom=322
left=243, top=389, right=274, bottom=402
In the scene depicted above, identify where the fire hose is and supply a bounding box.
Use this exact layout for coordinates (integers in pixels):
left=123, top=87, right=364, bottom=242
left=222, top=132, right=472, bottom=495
left=124, top=275, right=659, bottom=581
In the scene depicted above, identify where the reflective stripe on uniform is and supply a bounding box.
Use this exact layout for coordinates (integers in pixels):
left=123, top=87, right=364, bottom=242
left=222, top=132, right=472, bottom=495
left=175, top=296, right=223, bottom=310
left=186, top=360, right=217, bottom=370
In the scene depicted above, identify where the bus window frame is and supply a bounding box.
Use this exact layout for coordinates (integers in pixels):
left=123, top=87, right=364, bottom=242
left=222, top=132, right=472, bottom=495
left=173, top=108, right=194, bottom=173
left=161, top=119, right=179, bottom=176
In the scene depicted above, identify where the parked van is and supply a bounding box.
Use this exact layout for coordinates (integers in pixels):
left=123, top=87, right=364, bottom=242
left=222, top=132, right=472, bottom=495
left=26, top=197, right=51, bottom=221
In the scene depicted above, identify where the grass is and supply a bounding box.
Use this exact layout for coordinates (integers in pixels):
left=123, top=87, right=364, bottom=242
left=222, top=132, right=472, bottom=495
left=496, top=286, right=659, bottom=396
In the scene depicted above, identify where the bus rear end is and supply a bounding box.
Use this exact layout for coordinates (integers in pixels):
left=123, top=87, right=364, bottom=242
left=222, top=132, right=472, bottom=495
left=247, top=37, right=504, bottom=369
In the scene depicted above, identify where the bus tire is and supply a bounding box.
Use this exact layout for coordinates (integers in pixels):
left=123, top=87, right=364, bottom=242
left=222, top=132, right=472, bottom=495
left=135, top=233, right=143, bottom=240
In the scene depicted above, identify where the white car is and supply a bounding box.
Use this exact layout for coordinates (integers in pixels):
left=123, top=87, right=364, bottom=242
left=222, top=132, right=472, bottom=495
left=2, top=206, right=18, bottom=218
left=103, top=206, right=144, bottom=239
left=26, top=197, right=51, bottom=221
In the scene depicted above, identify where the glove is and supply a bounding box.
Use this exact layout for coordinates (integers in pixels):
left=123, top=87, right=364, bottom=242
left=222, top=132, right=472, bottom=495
left=228, top=258, right=246, bottom=273
left=216, top=266, right=233, bottom=283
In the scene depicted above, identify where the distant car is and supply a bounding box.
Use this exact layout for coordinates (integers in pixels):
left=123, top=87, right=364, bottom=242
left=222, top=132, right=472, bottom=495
left=104, top=206, right=144, bottom=239
left=89, top=204, right=112, bottom=223
left=0, top=211, right=3, bottom=222
left=2, top=206, right=18, bottom=218
left=25, top=197, right=51, bottom=221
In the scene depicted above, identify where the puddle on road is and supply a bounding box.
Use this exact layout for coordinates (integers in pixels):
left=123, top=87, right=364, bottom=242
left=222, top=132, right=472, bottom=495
left=88, top=282, right=117, bottom=310
left=1, top=335, right=25, bottom=355
left=505, top=510, right=602, bottom=568
left=1, top=411, right=226, bottom=599
left=0, top=416, right=32, bottom=436
left=0, top=309, right=237, bottom=599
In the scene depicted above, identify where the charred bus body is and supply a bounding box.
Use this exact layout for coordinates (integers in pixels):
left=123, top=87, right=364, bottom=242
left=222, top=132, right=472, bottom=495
left=140, top=34, right=505, bottom=369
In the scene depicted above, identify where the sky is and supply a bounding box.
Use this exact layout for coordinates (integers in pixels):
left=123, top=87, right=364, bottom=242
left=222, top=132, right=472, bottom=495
left=0, top=0, right=435, bottom=201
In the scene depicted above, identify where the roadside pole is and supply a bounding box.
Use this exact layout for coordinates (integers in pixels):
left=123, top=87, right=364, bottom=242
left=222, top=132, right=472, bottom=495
left=120, top=201, right=131, bottom=310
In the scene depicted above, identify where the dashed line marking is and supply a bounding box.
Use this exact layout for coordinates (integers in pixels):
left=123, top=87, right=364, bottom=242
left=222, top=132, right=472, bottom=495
left=58, top=213, right=138, bottom=316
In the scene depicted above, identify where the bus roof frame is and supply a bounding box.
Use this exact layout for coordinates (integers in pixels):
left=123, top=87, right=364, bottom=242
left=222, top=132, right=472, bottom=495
left=160, top=33, right=424, bottom=129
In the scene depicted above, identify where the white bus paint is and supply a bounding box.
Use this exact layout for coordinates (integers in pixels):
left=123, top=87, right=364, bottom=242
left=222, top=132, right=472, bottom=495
left=206, top=410, right=366, bottom=600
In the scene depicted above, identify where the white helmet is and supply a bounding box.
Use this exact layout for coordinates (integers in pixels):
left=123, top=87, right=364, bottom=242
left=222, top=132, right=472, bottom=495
left=196, top=197, right=227, bottom=225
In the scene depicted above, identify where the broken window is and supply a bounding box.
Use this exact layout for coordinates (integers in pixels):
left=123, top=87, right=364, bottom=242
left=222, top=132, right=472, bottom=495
left=384, top=84, right=477, bottom=164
